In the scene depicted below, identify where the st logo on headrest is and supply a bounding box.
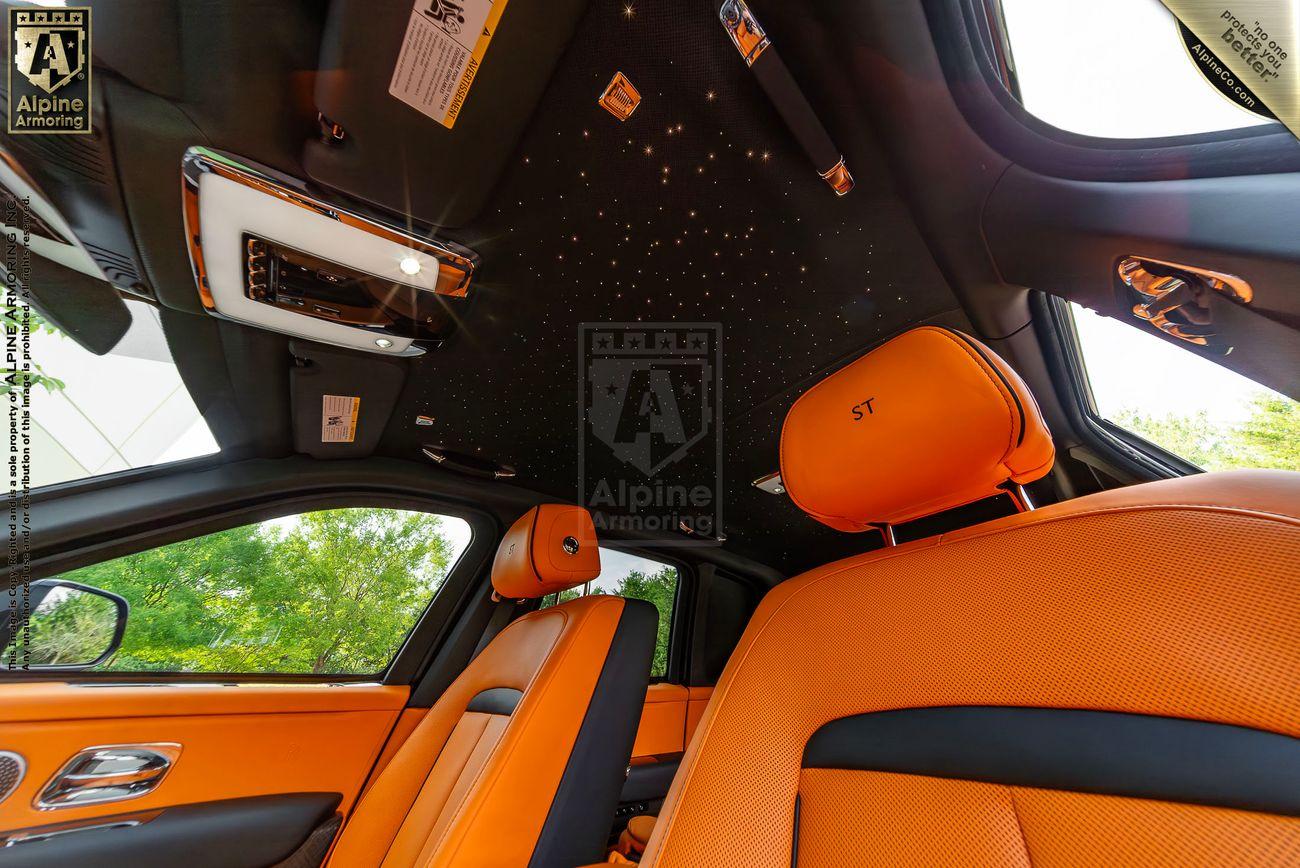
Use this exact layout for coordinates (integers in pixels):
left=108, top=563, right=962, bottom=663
left=851, top=398, right=876, bottom=421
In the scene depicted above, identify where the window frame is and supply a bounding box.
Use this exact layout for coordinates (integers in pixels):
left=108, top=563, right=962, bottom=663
left=922, top=0, right=1300, bottom=182
left=4, top=492, right=498, bottom=686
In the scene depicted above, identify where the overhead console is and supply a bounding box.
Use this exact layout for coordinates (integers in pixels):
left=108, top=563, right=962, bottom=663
left=181, top=147, right=476, bottom=357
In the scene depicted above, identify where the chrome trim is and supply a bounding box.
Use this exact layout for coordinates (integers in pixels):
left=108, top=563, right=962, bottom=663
left=819, top=157, right=855, bottom=196
left=180, top=147, right=476, bottom=313
left=1119, top=255, right=1252, bottom=306
left=1002, top=482, right=1035, bottom=513
left=719, top=0, right=770, bottom=66
left=421, top=446, right=517, bottom=480
left=36, top=743, right=181, bottom=810
left=870, top=523, right=897, bottom=547
left=1116, top=255, right=1244, bottom=355
left=598, top=72, right=642, bottom=122
left=0, top=751, right=26, bottom=806
left=5, top=819, right=142, bottom=847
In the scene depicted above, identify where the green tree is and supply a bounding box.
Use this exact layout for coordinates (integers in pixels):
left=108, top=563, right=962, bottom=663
left=18, top=589, right=118, bottom=666
left=55, top=508, right=458, bottom=674
left=2, top=303, right=65, bottom=395
left=612, top=568, right=677, bottom=677
left=542, top=565, right=679, bottom=677
left=1115, top=391, right=1299, bottom=471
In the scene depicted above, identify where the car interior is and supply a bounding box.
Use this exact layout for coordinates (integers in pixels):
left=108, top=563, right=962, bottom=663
left=1, top=0, right=1298, bottom=866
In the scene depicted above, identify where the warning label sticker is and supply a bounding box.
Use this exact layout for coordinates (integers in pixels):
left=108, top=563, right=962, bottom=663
left=322, top=395, right=360, bottom=443
left=388, top=0, right=509, bottom=129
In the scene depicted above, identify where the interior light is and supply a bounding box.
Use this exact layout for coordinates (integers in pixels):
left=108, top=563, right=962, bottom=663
left=399, top=256, right=422, bottom=276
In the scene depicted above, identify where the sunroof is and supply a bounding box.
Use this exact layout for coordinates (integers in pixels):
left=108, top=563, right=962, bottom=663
left=21, top=298, right=218, bottom=488
left=998, top=0, right=1277, bottom=139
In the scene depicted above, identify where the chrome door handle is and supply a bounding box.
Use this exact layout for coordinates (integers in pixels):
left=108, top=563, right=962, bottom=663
left=37, top=744, right=181, bottom=810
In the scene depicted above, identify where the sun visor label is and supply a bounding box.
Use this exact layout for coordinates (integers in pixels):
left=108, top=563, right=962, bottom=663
left=322, top=395, right=360, bottom=443
left=388, top=0, right=508, bottom=129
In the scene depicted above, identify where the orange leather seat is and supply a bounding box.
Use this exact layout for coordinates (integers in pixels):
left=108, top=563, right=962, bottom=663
left=330, top=504, right=656, bottom=868
left=638, top=327, right=1300, bottom=867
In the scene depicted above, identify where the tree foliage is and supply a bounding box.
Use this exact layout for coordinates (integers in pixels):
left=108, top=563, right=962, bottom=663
left=20, top=588, right=118, bottom=666
left=565, top=566, right=678, bottom=677
left=2, top=303, right=65, bottom=395
left=1115, top=392, right=1299, bottom=471
left=54, top=508, right=458, bottom=674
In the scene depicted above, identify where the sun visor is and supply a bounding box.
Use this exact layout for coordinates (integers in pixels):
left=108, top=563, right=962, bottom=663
left=289, top=339, right=408, bottom=459
left=303, top=0, right=590, bottom=229
left=4, top=255, right=131, bottom=356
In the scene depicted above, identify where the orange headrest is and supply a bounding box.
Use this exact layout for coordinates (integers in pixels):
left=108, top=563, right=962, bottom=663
left=491, top=504, right=602, bottom=599
left=779, top=326, right=1054, bottom=531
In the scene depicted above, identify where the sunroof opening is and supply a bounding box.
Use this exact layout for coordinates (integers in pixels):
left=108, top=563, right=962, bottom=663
left=997, top=0, right=1278, bottom=139
left=17, top=298, right=218, bottom=487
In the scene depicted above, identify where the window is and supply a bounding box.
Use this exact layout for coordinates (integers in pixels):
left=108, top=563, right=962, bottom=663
left=997, top=0, right=1276, bottom=139
left=10, top=508, right=472, bottom=675
left=15, top=298, right=218, bottom=488
left=541, top=549, right=679, bottom=678
left=1069, top=303, right=1299, bottom=471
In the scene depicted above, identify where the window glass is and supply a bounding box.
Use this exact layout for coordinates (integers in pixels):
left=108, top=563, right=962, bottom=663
left=541, top=549, right=678, bottom=678
left=10, top=508, right=472, bottom=675
left=998, top=0, right=1276, bottom=139
left=14, top=298, right=218, bottom=488
left=1070, top=303, right=1299, bottom=471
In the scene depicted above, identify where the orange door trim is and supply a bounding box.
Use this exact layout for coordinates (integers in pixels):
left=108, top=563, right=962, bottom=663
left=0, top=682, right=409, bottom=834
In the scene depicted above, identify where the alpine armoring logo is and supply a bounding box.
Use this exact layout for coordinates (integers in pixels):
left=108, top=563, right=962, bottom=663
left=580, top=323, right=723, bottom=545
left=8, top=6, right=91, bottom=135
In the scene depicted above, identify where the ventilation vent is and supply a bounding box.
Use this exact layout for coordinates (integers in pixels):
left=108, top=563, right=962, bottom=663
left=83, top=243, right=143, bottom=289
left=0, top=752, right=24, bottom=805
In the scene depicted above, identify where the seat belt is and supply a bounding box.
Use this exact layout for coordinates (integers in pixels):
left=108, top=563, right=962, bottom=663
left=470, top=594, right=518, bottom=661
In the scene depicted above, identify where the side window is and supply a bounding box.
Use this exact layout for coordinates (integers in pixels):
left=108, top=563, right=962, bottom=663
left=18, top=508, right=471, bottom=676
left=540, top=549, right=679, bottom=678
left=1069, top=302, right=1299, bottom=471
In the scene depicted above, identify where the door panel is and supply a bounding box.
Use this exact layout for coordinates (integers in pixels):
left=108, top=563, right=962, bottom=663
left=630, top=683, right=714, bottom=761
left=0, top=683, right=406, bottom=834
left=622, top=684, right=714, bottom=814
left=632, top=683, right=689, bottom=759
left=0, top=794, right=339, bottom=868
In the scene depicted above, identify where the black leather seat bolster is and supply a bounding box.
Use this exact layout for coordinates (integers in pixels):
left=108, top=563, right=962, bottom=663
left=527, top=598, right=658, bottom=868
left=802, top=705, right=1300, bottom=818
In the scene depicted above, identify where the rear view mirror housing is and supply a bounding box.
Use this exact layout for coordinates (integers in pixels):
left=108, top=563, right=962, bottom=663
left=1, top=578, right=129, bottom=671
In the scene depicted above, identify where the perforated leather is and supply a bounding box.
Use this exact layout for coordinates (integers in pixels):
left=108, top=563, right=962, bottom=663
left=331, top=595, right=640, bottom=867
left=641, top=470, right=1300, bottom=867
left=796, top=770, right=1300, bottom=867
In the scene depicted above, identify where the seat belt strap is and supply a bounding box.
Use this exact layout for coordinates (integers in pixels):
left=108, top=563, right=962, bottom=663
left=470, top=596, right=518, bottom=660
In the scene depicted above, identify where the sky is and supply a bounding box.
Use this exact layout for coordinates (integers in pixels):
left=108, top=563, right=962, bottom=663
left=999, top=0, right=1275, bottom=138
left=1071, top=304, right=1285, bottom=425
left=586, top=547, right=674, bottom=593
left=27, top=300, right=217, bottom=488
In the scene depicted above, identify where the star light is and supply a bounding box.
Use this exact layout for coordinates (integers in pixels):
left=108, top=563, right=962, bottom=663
left=622, top=3, right=635, bottom=19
